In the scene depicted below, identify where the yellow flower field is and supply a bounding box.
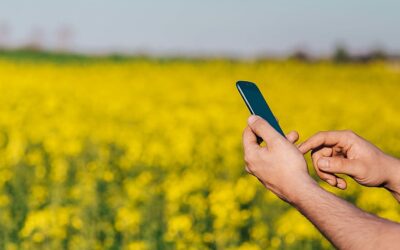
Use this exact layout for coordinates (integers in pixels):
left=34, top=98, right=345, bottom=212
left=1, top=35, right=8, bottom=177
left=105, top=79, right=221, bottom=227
left=0, top=57, right=399, bottom=249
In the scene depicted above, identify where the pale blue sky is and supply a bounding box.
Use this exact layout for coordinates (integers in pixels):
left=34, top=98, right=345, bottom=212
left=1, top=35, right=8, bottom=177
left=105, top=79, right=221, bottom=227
left=1, top=0, right=399, bottom=56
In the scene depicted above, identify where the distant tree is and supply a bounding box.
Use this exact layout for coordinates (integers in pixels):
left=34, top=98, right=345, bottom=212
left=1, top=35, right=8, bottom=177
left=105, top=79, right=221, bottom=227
left=290, top=50, right=310, bottom=62
left=333, top=45, right=351, bottom=63
left=355, top=49, right=387, bottom=63
left=368, top=49, right=387, bottom=61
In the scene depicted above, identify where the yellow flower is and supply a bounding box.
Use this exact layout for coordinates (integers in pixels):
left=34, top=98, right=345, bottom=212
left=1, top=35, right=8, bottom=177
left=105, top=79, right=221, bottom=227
left=127, top=241, right=148, bottom=250
left=0, top=57, right=398, bottom=249
left=115, top=206, right=141, bottom=233
left=165, top=215, right=193, bottom=240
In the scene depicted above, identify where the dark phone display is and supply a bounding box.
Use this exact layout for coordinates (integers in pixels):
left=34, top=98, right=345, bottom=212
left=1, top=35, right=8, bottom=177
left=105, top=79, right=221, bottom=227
left=236, top=81, right=285, bottom=136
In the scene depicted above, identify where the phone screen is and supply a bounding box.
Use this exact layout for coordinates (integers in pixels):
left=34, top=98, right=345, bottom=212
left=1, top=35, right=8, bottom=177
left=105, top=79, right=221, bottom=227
left=236, top=81, right=285, bottom=136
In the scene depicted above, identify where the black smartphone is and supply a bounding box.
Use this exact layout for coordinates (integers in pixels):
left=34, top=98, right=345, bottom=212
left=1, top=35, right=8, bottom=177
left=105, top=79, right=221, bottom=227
left=236, top=81, right=285, bottom=141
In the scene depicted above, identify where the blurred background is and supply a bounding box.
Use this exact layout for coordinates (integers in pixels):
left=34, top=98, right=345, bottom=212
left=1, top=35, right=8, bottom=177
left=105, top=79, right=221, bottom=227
left=1, top=0, right=400, bottom=58
left=0, top=1, right=399, bottom=249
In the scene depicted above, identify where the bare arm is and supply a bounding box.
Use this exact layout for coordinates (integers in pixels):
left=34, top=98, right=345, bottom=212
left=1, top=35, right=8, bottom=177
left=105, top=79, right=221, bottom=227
left=291, top=181, right=400, bottom=250
left=242, top=117, right=400, bottom=249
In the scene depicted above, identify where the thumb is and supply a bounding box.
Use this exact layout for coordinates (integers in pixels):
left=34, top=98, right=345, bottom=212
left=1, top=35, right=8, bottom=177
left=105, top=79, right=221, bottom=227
left=248, top=115, right=281, bottom=145
left=317, top=157, right=358, bottom=177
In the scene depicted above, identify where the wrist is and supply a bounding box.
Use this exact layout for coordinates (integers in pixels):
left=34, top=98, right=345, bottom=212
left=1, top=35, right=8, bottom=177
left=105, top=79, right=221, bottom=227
left=284, top=176, right=320, bottom=206
left=383, top=155, right=400, bottom=200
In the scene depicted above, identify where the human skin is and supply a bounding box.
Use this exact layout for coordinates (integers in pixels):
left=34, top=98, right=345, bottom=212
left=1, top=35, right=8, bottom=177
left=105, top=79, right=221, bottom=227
left=242, top=115, right=400, bottom=249
left=298, top=130, right=400, bottom=202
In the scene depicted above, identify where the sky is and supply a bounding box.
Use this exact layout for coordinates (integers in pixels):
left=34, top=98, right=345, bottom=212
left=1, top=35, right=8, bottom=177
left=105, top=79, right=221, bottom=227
left=0, top=0, right=400, bottom=57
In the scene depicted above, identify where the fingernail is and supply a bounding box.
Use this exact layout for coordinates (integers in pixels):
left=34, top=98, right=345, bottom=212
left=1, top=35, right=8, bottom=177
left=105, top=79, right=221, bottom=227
left=318, top=158, right=329, bottom=169
left=248, top=115, right=258, bottom=124
left=327, top=179, right=335, bottom=186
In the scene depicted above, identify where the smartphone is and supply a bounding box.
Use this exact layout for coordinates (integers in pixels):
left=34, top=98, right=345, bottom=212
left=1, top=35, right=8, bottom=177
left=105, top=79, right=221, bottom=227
left=236, top=81, right=285, bottom=141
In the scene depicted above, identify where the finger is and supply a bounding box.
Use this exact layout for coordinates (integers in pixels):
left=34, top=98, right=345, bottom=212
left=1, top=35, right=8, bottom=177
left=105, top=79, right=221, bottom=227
left=311, top=147, right=338, bottom=187
left=336, top=178, right=347, bottom=190
left=317, top=157, right=359, bottom=177
left=332, top=146, right=346, bottom=157
left=312, top=148, right=349, bottom=189
left=286, top=131, right=299, bottom=144
left=242, top=126, right=259, bottom=153
left=247, top=115, right=281, bottom=145
left=299, top=131, right=350, bottom=154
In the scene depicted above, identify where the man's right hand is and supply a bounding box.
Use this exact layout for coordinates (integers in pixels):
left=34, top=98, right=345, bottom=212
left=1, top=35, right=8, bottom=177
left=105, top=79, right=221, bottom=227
left=298, top=130, right=400, bottom=201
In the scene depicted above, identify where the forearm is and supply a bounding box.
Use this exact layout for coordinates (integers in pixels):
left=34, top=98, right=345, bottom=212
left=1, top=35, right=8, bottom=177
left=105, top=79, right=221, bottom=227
left=290, top=181, right=400, bottom=250
left=383, top=155, right=400, bottom=202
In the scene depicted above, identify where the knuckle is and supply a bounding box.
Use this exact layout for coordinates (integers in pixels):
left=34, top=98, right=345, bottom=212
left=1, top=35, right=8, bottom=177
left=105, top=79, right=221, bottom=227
left=253, top=119, right=264, bottom=129
left=338, top=158, right=346, bottom=168
left=329, top=158, right=339, bottom=168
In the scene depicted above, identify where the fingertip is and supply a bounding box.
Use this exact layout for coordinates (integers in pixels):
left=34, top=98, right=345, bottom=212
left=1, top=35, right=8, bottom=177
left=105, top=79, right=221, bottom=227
left=286, top=131, right=299, bottom=144
left=326, top=178, right=337, bottom=187
left=336, top=178, right=347, bottom=190
left=247, top=115, right=259, bottom=125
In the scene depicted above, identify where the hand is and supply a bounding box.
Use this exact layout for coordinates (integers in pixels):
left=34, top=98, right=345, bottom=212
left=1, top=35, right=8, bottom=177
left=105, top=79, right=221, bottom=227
left=242, top=115, right=315, bottom=203
left=298, top=130, right=400, bottom=195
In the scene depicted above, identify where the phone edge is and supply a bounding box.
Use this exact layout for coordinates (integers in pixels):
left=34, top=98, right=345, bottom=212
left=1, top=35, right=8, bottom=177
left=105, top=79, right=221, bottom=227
left=236, top=80, right=285, bottom=137
left=236, top=81, right=256, bottom=115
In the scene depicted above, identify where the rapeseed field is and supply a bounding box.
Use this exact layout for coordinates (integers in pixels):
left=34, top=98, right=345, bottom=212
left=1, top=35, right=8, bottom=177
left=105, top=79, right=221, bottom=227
left=0, top=56, right=399, bottom=249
